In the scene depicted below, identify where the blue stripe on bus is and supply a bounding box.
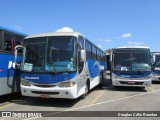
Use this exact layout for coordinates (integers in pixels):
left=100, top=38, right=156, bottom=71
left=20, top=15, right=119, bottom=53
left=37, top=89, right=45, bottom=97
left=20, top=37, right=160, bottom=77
left=21, top=60, right=107, bottom=84
left=153, top=70, right=160, bottom=74
left=100, top=61, right=107, bottom=72
left=21, top=72, right=77, bottom=84
left=113, top=71, right=152, bottom=78
left=87, top=60, right=107, bottom=78
left=87, top=60, right=99, bottom=78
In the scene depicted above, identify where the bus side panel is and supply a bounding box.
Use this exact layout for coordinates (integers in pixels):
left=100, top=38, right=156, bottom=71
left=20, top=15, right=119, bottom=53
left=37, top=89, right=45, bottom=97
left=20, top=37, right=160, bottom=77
left=87, top=60, right=107, bottom=89
left=0, top=53, right=21, bottom=95
left=87, top=60, right=99, bottom=78
left=76, top=60, right=100, bottom=97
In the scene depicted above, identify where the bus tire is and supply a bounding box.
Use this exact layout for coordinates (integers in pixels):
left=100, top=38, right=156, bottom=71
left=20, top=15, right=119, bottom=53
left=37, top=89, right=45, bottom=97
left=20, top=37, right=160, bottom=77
left=98, top=74, right=103, bottom=88
left=81, top=81, right=90, bottom=99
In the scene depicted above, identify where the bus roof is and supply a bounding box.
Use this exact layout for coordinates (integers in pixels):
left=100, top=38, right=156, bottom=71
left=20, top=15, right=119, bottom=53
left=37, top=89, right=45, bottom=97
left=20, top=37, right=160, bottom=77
left=25, top=32, right=85, bottom=39
left=25, top=31, right=105, bottom=53
left=0, top=26, right=27, bottom=37
left=152, top=52, right=160, bottom=55
left=117, top=46, right=150, bottom=49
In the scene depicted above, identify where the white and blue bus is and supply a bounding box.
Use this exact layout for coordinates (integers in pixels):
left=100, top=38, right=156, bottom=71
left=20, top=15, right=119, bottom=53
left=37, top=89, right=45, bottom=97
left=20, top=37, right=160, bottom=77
left=107, top=46, right=152, bottom=88
left=13, top=32, right=107, bottom=99
left=151, top=52, right=160, bottom=81
left=0, top=26, right=26, bottom=95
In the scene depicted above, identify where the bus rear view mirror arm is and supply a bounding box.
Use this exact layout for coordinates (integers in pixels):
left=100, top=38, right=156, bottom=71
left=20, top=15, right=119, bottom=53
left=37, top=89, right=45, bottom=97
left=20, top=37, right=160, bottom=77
left=14, top=45, right=24, bottom=62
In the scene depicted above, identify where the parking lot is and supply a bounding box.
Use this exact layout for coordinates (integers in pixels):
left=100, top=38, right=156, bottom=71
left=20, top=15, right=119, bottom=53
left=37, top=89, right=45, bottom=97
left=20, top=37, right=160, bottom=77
left=0, top=79, right=160, bottom=120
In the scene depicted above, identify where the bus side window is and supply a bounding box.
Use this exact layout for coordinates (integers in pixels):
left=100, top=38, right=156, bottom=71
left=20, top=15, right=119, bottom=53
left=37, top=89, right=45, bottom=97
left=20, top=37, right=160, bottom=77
left=92, top=46, right=97, bottom=60
left=85, top=40, right=92, bottom=59
left=4, top=32, right=14, bottom=52
left=0, top=31, right=2, bottom=51
left=15, top=35, right=23, bottom=53
left=97, top=49, right=100, bottom=60
left=78, top=36, right=84, bottom=49
left=15, top=35, right=23, bottom=46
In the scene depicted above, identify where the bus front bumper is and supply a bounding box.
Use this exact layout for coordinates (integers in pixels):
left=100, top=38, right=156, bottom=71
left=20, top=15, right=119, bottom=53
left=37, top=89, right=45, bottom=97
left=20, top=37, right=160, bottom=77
left=112, top=78, right=151, bottom=87
left=21, top=84, right=78, bottom=99
left=152, top=75, right=160, bottom=81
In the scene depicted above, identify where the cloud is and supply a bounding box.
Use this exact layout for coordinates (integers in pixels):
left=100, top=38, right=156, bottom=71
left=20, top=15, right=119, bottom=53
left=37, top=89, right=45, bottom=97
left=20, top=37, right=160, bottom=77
left=128, top=41, right=144, bottom=45
left=14, top=25, right=22, bottom=30
left=121, top=33, right=132, bottom=38
left=56, top=27, right=73, bottom=32
left=97, top=45, right=102, bottom=48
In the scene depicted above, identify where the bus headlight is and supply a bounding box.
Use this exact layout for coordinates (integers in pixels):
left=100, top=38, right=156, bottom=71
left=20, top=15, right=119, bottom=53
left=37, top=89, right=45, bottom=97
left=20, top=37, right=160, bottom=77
left=144, top=76, right=152, bottom=79
left=21, top=80, right=31, bottom=86
left=112, top=74, right=120, bottom=79
left=58, top=82, right=76, bottom=87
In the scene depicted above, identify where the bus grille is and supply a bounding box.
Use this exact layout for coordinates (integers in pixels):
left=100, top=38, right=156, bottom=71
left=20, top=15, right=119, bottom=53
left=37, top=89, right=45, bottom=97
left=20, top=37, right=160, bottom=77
left=31, top=91, right=59, bottom=95
left=33, top=84, right=57, bottom=88
left=119, top=78, right=145, bottom=80
left=119, top=81, right=144, bottom=85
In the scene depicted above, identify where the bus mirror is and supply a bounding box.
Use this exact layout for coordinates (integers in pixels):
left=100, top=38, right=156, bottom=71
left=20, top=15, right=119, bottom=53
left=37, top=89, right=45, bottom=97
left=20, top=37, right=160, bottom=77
left=13, top=45, right=25, bottom=69
left=152, top=54, right=155, bottom=64
left=14, top=45, right=23, bottom=62
left=80, top=50, right=86, bottom=62
left=110, top=55, right=112, bottom=62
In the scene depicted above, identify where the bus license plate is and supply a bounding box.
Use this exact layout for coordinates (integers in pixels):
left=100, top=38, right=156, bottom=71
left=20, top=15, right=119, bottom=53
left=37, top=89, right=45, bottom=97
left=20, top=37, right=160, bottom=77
left=128, top=81, right=135, bottom=84
left=40, top=95, right=50, bottom=98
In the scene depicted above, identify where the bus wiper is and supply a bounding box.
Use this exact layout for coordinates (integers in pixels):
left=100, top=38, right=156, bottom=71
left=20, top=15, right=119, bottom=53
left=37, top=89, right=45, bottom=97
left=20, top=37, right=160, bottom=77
left=49, top=71, right=58, bottom=75
left=50, top=57, right=57, bottom=74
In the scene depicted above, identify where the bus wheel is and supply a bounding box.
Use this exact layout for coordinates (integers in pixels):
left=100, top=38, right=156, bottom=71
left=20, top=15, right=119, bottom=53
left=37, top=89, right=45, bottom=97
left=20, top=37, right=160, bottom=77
left=81, top=82, right=89, bottom=99
left=98, top=74, right=103, bottom=88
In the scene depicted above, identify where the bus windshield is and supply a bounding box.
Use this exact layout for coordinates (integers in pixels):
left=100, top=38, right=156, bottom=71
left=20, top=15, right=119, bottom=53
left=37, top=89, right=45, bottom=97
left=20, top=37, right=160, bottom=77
left=114, top=49, right=131, bottom=71
left=23, top=36, right=77, bottom=73
left=113, top=48, right=151, bottom=71
left=153, top=55, right=160, bottom=68
left=132, top=48, right=151, bottom=71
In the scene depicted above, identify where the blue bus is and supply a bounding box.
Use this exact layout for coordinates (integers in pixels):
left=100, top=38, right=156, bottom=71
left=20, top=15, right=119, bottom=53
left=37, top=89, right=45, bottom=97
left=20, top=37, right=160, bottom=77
left=0, top=26, right=27, bottom=95
left=152, top=52, right=160, bottom=81
left=107, top=46, right=152, bottom=88
left=13, top=32, right=107, bottom=99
